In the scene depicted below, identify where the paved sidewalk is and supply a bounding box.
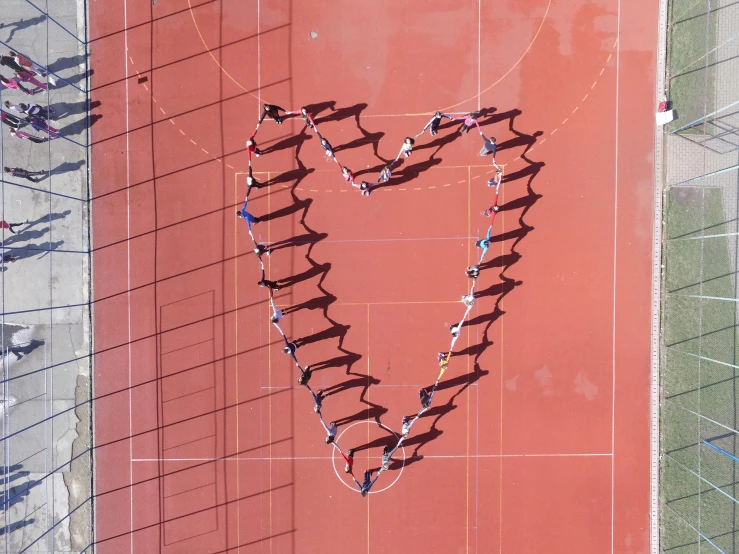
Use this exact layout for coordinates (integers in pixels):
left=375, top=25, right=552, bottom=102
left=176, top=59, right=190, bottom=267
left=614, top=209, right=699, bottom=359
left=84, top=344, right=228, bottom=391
left=0, top=0, right=91, bottom=551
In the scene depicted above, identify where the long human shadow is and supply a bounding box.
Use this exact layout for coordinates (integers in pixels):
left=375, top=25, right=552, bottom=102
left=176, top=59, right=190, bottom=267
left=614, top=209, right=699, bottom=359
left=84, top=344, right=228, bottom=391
left=2, top=226, right=50, bottom=246
left=1, top=15, right=47, bottom=43
left=374, top=157, right=442, bottom=189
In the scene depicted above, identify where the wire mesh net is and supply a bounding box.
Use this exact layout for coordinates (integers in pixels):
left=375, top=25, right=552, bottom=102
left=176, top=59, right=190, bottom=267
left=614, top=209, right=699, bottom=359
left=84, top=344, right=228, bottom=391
left=0, top=0, right=91, bottom=552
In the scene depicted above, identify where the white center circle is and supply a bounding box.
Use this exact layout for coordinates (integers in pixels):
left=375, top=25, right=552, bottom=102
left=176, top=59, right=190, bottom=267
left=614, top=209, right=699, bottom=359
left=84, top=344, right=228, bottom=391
left=331, top=419, right=406, bottom=494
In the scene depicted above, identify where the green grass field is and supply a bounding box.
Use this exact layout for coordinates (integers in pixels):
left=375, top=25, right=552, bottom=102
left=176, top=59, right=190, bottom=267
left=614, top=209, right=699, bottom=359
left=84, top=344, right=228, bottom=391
left=666, top=0, right=718, bottom=133
left=662, top=185, right=739, bottom=552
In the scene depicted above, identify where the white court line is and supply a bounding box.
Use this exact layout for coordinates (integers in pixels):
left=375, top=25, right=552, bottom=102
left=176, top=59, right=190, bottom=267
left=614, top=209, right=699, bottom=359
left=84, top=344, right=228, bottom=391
left=612, top=0, right=621, bottom=552
left=259, top=383, right=480, bottom=389
left=478, top=0, right=481, bottom=112
left=123, top=0, right=133, bottom=552
left=132, top=453, right=613, bottom=462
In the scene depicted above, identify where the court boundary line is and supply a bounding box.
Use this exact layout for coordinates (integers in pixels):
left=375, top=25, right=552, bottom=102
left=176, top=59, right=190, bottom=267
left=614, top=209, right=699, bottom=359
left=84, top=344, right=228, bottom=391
left=651, top=0, right=669, bottom=548
left=611, top=1, right=622, bottom=553
left=123, top=1, right=134, bottom=552
left=131, top=453, right=613, bottom=462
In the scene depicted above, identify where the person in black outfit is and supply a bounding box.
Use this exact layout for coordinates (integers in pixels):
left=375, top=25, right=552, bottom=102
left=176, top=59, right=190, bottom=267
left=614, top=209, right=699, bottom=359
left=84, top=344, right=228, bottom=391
left=4, top=166, right=46, bottom=183
left=259, top=104, right=290, bottom=125
left=0, top=55, right=23, bottom=73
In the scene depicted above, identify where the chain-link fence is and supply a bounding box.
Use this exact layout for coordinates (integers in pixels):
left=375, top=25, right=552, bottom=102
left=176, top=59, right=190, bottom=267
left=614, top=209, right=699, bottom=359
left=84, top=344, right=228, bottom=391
left=661, top=0, right=739, bottom=551
left=0, top=0, right=92, bottom=552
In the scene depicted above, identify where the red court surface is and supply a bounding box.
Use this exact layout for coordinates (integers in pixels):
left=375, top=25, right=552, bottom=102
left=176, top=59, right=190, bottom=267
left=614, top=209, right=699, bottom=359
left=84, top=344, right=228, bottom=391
left=89, top=0, right=657, bottom=552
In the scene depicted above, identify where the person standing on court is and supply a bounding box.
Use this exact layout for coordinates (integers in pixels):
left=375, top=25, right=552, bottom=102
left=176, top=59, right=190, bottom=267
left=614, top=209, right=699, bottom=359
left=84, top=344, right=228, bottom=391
left=342, top=448, right=355, bottom=474
left=419, top=111, right=453, bottom=136
left=378, top=165, right=392, bottom=183
left=300, top=107, right=315, bottom=129
left=321, top=418, right=337, bottom=444
left=259, top=277, right=280, bottom=291
left=9, top=51, right=55, bottom=85
left=479, top=135, right=497, bottom=157
left=396, top=137, right=415, bottom=161
left=310, top=387, right=324, bottom=413
left=258, top=104, right=291, bottom=125
left=236, top=198, right=260, bottom=228
left=5, top=166, right=46, bottom=183
left=454, top=113, right=481, bottom=134
left=341, top=166, right=354, bottom=185
left=245, top=138, right=263, bottom=158
left=319, top=136, right=335, bottom=160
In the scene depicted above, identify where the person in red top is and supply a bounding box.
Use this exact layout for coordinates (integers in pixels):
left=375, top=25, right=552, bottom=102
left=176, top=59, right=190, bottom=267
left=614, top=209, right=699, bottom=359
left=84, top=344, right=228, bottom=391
left=15, top=70, right=47, bottom=93
left=9, top=51, right=54, bottom=85
left=341, top=448, right=355, bottom=474
left=0, top=219, right=29, bottom=234
left=341, top=166, right=354, bottom=185
left=245, top=138, right=263, bottom=158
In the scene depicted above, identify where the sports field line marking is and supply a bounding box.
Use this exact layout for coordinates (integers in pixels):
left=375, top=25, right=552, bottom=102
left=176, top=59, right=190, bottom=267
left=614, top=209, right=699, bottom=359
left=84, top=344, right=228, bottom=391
left=124, top=1, right=134, bottom=551
left=187, top=0, right=552, bottom=115
left=592, top=81, right=597, bottom=89
left=169, top=118, right=175, bottom=125
left=190, top=139, right=196, bottom=145
left=131, top=453, right=612, bottom=462
left=160, top=107, right=166, bottom=114
left=611, top=5, right=621, bottom=552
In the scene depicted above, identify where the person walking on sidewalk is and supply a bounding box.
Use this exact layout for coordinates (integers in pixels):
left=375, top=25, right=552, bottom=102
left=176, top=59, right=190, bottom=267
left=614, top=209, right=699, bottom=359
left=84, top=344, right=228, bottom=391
left=25, top=115, right=58, bottom=137
left=9, top=51, right=55, bottom=85
left=0, top=75, right=31, bottom=95
left=0, top=219, right=29, bottom=234
left=10, top=129, right=45, bottom=143
left=1, top=110, right=23, bottom=130
left=8, top=102, right=54, bottom=120
left=4, top=166, right=46, bottom=183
